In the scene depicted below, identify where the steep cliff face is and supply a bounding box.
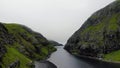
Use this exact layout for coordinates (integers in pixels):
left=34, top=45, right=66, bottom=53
left=0, top=23, right=14, bottom=68
left=0, top=23, right=56, bottom=68
left=65, top=0, right=120, bottom=58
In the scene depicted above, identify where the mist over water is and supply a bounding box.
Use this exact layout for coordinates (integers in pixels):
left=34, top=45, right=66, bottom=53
left=0, top=0, right=115, bottom=44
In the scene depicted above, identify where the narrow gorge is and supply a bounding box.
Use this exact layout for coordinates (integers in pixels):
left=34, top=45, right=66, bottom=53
left=1, top=0, right=120, bottom=68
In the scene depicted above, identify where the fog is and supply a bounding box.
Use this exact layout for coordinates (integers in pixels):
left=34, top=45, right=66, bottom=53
left=0, top=0, right=115, bottom=44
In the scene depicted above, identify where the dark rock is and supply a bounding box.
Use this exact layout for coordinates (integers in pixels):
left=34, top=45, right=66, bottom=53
left=0, top=22, right=14, bottom=64
left=8, top=60, right=20, bottom=68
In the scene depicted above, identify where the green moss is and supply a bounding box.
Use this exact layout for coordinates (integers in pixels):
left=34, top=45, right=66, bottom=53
left=20, top=37, right=36, bottom=51
left=4, top=23, right=32, bottom=38
left=107, top=15, right=118, bottom=31
left=41, top=47, right=48, bottom=55
left=2, top=46, right=32, bottom=68
left=41, top=45, right=56, bottom=58
left=81, top=20, right=104, bottom=35
left=79, top=14, right=119, bottom=49
left=104, top=50, right=120, bottom=62
left=82, top=14, right=119, bottom=35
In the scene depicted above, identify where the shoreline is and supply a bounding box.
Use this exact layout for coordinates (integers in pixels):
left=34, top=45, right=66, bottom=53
left=34, top=50, right=57, bottom=68
left=72, top=54, right=120, bottom=64
left=35, top=60, right=57, bottom=68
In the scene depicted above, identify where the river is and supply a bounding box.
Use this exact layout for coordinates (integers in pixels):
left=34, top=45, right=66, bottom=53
left=48, top=46, right=120, bottom=68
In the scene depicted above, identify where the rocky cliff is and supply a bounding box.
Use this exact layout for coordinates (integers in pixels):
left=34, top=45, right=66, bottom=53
left=64, top=0, right=120, bottom=59
left=0, top=23, right=56, bottom=68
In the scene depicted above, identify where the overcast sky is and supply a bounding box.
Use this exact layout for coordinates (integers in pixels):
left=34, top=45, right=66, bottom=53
left=0, top=0, right=115, bottom=44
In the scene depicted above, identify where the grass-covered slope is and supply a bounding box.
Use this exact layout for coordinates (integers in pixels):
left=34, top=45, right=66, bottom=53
left=2, top=46, right=32, bottom=68
left=0, top=23, right=56, bottom=68
left=104, top=50, right=120, bottom=62
left=64, top=0, right=120, bottom=62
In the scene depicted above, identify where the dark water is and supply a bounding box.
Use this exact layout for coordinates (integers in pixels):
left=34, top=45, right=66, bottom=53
left=48, top=46, right=120, bottom=68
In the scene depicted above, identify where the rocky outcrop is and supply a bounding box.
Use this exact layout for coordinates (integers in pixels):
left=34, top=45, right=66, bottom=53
left=0, top=23, right=56, bottom=68
left=64, top=0, right=120, bottom=58
left=0, top=23, right=15, bottom=67
left=8, top=60, right=20, bottom=68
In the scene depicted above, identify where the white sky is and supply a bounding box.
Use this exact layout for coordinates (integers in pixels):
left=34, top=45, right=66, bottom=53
left=0, top=0, right=115, bottom=44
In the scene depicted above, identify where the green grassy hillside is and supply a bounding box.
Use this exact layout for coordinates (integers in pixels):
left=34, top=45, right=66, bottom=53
left=0, top=23, right=56, bottom=68
left=64, top=0, right=120, bottom=62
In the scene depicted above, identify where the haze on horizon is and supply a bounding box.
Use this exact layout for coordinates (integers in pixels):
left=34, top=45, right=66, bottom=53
left=0, top=0, right=115, bottom=44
